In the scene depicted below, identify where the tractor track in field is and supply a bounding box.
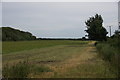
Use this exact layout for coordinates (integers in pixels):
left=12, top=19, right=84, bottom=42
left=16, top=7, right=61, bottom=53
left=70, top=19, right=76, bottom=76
left=3, top=41, right=116, bottom=78
left=35, top=41, right=115, bottom=78
left=50, top=41, right=100, bottom=77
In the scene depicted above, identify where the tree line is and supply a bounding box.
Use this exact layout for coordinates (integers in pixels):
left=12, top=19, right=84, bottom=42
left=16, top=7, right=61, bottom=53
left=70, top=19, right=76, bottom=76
left=1, top=27, right=36, bottom=41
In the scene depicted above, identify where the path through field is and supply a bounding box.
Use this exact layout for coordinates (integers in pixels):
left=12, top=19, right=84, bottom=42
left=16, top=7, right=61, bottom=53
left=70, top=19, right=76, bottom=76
left=3, top=41, right=116, bottom=78
left=30, top=41, right=115, bottom=78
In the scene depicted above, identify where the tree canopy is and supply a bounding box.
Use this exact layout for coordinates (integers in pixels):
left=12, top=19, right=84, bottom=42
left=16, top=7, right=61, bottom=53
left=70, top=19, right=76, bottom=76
left=85, top=14, right=108, bottom=41
left=1, top=27, right=36, bottom=41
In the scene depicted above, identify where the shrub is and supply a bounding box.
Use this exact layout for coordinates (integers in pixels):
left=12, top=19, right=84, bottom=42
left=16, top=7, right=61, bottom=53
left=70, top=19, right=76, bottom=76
left=96, top=38, right=120, bottom=78
left=96, top=42, right=117, bottom=61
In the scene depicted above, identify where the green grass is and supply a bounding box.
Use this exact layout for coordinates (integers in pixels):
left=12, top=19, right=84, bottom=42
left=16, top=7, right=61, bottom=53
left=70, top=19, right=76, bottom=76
left=3, top=40, right=89, bottom=78
left=2, top=40, right=117, bottom=78
left=2, top=40, right=88, bottom=54
left=3, top=41, right=87, bottom=64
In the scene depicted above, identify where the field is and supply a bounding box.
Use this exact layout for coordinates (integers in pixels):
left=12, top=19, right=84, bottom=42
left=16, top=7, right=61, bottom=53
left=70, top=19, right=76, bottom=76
left=2, top=40, right=117, bottom=78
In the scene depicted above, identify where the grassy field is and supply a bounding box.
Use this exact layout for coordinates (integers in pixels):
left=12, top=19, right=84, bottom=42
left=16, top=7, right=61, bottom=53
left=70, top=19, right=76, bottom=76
left=2, top=40, right=88, bottom=54
left=2, top=40, right=117, bottom=78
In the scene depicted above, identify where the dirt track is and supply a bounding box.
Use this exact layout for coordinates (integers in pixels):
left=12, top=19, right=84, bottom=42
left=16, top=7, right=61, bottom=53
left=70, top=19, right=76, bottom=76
left=34, top=41, right=116, bottom=78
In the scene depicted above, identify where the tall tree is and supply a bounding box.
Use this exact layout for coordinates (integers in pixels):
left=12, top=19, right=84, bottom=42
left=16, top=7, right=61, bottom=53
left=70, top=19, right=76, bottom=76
left=85, top=14, right=108, bottom=41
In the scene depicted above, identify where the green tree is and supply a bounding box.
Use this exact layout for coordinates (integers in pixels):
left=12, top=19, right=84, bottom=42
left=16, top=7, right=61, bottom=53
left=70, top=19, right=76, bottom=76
left=85, top=14, right=108, bottom=41
left=1, top=27, right=36, bottom=41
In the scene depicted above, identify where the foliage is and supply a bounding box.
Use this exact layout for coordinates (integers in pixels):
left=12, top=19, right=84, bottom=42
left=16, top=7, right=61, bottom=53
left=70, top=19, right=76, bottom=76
left=96, top=37, right=120, bottom=78
left=3, top=61, right=30, bottom=78
left=1, top=27, right=36, bottom=41
left=85, top=14, right=108, bottom=41
left=0, top=29, right=1, bottom=41
left=3, top=61, right=53, bottom=78
left=3, top=40, right=117, bottom=78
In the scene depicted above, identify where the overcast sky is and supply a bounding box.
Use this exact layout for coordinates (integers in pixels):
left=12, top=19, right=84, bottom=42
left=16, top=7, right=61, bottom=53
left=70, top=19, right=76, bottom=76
left=118, top=1, right=120, bottom=22
left=2, top=2, right=118, bottom=38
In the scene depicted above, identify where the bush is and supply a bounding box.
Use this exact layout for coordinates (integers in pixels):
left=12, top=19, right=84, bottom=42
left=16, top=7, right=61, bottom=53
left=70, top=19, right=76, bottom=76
left=97, top=44, right=115, bottom=61
left=96, top=38, right=120, bottom=78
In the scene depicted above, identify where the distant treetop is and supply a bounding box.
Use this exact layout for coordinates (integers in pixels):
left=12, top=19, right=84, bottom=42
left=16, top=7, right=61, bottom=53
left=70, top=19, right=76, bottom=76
left=1, top=27, right=36, bottom=41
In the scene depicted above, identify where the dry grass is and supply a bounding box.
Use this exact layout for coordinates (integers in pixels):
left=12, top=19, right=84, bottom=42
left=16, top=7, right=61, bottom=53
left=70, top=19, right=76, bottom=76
left=48, top=41, right=116, bottom=78
left=2, top=41, right=116, bottom=78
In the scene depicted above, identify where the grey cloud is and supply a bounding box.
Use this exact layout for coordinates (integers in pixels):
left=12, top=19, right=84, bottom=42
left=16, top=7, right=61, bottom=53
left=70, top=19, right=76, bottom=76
left=2, top=2, right=118, bottom=38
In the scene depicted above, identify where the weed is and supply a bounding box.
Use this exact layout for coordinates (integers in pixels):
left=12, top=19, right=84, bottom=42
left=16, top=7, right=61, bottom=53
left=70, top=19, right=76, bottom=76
left=3, top=61, right=30, bottom=78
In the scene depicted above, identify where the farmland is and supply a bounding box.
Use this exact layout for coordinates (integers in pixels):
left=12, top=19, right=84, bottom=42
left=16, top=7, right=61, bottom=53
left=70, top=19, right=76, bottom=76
left=2, top=40, right=117, bottom=78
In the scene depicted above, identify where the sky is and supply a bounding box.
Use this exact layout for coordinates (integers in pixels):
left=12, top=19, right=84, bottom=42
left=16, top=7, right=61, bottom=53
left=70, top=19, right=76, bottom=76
left=118, top=1, right=120, bottom=25
left=1, top=0, right=119, bottom=2
left=2, top=2, right=118, bottom=38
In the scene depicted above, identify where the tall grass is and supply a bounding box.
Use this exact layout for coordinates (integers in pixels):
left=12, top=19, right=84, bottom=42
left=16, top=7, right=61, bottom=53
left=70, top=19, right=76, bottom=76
left=96, top=38, right=120, bottom=78
left=3, top=61, right=30, bottom=78
left=3, top=61, right=52, bottom=78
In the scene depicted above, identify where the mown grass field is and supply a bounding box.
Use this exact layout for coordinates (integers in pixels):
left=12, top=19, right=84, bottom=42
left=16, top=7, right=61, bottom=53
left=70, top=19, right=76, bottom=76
left=2, top=40, right=117, bottom=78
left=2, top=40, right=88, bottom=54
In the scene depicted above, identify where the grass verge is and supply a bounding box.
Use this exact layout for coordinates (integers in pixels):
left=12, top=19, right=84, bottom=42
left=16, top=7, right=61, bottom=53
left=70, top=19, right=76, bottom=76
left=96, top=38, right=120, bottom=78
